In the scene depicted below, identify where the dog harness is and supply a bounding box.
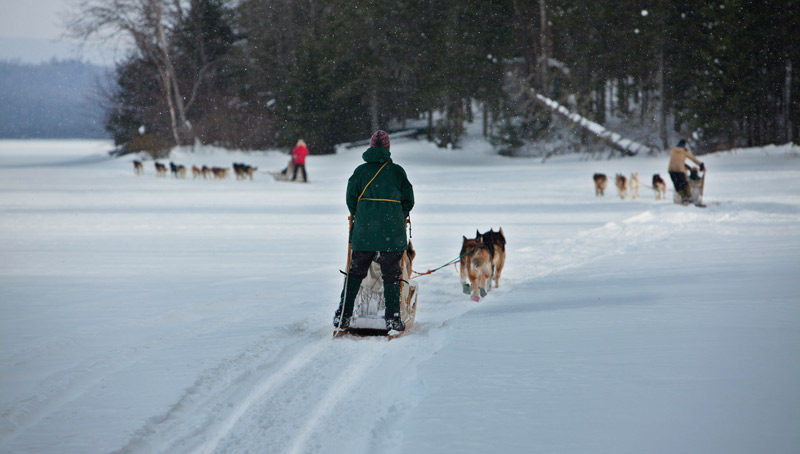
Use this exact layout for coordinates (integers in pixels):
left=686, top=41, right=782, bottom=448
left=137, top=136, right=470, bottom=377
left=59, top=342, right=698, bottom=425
left=357, top=161, right=401, bottom=204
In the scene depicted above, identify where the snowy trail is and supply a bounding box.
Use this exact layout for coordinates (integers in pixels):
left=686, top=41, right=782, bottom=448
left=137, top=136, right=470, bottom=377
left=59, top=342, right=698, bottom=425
left=113, top=202, right=692, bottom=454
left=2, top=140, right=798, bottom=454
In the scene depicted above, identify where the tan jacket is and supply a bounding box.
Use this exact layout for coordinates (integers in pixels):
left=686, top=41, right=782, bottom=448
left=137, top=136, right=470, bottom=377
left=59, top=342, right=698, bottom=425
left=668, top=146, right=702, bottom=172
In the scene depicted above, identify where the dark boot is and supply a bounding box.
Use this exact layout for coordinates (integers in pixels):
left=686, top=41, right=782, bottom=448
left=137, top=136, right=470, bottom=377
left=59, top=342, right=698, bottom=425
left=383, top=281, right=404, bottom=331
left=333, top=308, right=351, bottom=329
left=333, top=276, right=362, bottom=328
left=386, top=312, right=405, bottom=332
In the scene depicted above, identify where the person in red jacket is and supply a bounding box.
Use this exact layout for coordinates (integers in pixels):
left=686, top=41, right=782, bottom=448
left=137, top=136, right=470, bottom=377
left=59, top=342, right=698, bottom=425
left=289, top=139, right=309, bottom=182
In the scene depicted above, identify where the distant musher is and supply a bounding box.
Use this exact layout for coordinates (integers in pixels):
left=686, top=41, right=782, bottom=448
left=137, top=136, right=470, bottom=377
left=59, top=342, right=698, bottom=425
left=668, top=139, right=705, bottom=204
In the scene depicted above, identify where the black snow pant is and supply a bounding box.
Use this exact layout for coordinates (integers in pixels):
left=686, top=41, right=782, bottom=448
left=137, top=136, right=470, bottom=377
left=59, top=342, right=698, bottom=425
left=291, top=164, right=307, bottom=182
left=339, top=250, right=403, bottom=318
left=669, top=171, right=691, bottom=202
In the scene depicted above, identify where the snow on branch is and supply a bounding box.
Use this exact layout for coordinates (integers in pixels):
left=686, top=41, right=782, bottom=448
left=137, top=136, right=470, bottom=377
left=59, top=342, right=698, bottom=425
left=535, top=94, right=656, bottom=156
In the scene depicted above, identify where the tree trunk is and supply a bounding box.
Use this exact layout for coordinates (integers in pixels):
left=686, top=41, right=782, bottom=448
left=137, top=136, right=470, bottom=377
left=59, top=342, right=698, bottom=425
left=658, top=49, right=668, bottom=149
left=154, top=0, right=192, bottom=145
left=483, top=103, right=488, bottom=137
left=370, top=83, right=379, bottom=132
left=427, top=110, right=433, bottom=141
left=539, top=0, right=548, bottom=94
left=786, top=60, right=793, bottom=143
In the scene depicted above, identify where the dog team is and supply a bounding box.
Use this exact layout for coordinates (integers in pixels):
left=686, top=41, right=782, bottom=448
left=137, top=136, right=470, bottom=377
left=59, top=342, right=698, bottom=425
left=594, top=172, right=668, bottom=200
left=132, top=160, right=257, bottom=181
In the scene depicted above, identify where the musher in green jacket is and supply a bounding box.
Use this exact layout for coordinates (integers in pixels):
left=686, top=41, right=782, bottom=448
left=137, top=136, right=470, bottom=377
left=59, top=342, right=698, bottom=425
left=334, top=130, right=415, bottom=331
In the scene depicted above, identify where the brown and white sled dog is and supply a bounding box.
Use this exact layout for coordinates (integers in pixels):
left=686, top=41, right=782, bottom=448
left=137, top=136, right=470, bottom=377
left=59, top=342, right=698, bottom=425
left=652, top=174, right=667, bottom=200
left=615, top=173, right=628, bottom=199
left=629, top=172, right=640, bottom=200
left=459, top=235, right=493, bottom=302
left=478, top=227, right=506, bottom=289
left=404, top=241, right=416, bottom=278
left=593, top=173, right=607, bottom=197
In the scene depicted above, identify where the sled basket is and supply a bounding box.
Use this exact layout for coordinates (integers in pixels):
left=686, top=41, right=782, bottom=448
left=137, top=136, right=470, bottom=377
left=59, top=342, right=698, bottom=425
left=674, top=169, right=705, bottom=205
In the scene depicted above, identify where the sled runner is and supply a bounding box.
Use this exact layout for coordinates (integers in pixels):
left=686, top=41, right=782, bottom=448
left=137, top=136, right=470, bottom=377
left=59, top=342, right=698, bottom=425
left=674, top=166, right=706, bottom=207
left=333, top=252, right=418, bottom=339
left=268, top=171, right=308, bottom=182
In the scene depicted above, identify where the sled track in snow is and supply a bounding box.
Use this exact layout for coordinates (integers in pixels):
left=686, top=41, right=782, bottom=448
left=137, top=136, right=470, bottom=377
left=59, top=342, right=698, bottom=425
left=0, top=296, right=255, bottom=451
left=195, top=339, right=330, bottom=454
left=113, top=325, right=388, bottom=454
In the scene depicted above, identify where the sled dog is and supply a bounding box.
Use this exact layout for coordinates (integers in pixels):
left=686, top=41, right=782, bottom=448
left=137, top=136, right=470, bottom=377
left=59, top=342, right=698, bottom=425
left=133, top=160, right=144, bottom=175
left=404, top=241, right=416, bottom=277
left=477, top=227, right=506, bottom=289
left=652, top=174, right=667, bottom=200
left=615, top=174, right=628, bottom=199
left=233, top=163, right=257, bottom=180
left=154, top=162, right=168, bottom=177
left=629, top=173, right=640, bottom=200
left=212, top=167, right=230, bottom=179
left=593, top=173, right=607, bottom=197
left=459, top=235, right=493, bottom=302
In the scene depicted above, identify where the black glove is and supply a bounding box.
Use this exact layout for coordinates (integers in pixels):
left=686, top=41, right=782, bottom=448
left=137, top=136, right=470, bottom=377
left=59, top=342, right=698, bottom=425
left=700, top=162, right=705, bottom=171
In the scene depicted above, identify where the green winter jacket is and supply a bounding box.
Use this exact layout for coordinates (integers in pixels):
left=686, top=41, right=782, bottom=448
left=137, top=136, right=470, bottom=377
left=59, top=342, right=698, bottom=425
left=346, top=147, right=414, bottom=252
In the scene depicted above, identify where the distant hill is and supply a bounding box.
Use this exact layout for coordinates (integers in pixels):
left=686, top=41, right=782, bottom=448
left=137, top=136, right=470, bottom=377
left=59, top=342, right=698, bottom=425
left=0, top=59, right=112, bottom=139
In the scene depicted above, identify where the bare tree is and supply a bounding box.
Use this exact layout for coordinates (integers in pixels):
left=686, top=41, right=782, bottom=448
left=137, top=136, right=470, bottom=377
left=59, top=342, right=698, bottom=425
left=65, top=0, right=192, bottom=145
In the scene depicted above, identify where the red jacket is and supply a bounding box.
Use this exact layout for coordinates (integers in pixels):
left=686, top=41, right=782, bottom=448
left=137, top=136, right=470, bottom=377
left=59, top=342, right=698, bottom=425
left=291, top=144, right=309, bottom=165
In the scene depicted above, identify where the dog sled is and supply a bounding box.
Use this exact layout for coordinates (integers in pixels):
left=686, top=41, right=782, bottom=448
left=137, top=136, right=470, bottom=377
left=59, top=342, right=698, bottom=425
left=673, top=166, right=706, bottom=207
left=333, top=252, right=418, bottom=339
left=268, top=160, right=308, bottom=182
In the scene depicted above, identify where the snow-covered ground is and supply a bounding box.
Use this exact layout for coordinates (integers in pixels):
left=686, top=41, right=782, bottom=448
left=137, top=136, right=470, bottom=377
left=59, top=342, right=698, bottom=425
left=1, top=135, right=798, bottom=454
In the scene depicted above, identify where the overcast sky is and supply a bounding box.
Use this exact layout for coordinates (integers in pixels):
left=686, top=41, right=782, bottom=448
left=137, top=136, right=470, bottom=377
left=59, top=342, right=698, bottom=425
left=0, top=0, right=68, bottom=40
left=0, top=0, right=119, bottom=65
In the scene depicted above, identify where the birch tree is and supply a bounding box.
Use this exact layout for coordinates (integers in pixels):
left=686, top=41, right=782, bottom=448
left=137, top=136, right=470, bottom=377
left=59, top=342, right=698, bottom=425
left=66, top=0, right=192, bottom=145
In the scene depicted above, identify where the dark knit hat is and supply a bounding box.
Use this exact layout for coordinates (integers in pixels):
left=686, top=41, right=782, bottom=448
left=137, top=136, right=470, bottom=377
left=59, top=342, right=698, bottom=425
left=677, top=139, right=686, bottom=148
left=370, top=130, right=390, bottom=150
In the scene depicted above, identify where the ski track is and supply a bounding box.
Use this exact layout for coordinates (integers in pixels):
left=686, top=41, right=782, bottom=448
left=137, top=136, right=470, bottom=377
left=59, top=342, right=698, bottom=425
left=194, top=338, right=330, bottom=454
left=0, top=294, right=257, bottom=450
left=109, top=323, right=325, bottom=454
left=283, top=345, right=379, bottom=454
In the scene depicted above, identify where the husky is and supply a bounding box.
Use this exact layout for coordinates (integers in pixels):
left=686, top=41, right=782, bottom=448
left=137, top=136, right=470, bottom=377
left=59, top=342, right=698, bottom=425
left=615, top=173, right=628, bottom=199
left=133, top=160, right=144, bottom=176
left=477, top=227, right=506, bottom=289
left=212, top=167, right=230, bottom=179
left=459, top=236, right=493, bottom=302
left=593, top=173, right=607, bottom=197
left=154, top=162, right=168, bottom=177
left=192, top=165, right=202, bottom=179
left=404, top=241, right=416, bottom=278
left=233, top=163, right=258, bottom=181
left=652, top=174, right=667, bottom=200
left=629, top=172, right=640, bottom=200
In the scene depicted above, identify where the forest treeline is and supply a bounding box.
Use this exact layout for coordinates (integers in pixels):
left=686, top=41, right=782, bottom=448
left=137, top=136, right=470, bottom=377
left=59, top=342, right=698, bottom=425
left=67, top=0, right=799, bottom=154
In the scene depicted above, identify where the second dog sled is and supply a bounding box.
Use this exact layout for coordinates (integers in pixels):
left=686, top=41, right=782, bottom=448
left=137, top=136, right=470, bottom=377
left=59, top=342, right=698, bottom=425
left=674, top=166, right=706, bottom=207
left=268, top=160, right=308, bottom=183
